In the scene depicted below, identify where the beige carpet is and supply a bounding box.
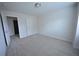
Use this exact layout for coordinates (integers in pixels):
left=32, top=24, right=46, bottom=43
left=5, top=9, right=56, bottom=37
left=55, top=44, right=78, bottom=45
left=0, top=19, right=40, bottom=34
left=6, top=34, right=79, bottom=56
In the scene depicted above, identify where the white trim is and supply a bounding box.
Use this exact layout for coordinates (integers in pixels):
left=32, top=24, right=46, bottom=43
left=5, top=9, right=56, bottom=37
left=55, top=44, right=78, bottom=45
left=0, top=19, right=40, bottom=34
left=39, top=33, right=72, bottom=43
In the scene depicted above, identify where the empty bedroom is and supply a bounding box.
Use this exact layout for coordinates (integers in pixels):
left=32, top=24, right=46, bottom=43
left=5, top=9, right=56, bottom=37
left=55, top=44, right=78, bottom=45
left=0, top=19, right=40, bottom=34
left=0, top=2, right=79, bottom=56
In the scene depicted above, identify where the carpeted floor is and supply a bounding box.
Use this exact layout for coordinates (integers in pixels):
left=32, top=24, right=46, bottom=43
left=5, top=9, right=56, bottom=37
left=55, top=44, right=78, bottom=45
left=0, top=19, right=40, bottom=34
left=6, top=34, right=79, bottom=56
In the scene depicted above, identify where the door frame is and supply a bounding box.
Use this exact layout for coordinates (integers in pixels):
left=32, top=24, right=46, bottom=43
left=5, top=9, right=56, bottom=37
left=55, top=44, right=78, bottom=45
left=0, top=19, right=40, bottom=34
left=0, top=14, right=7, bottom=46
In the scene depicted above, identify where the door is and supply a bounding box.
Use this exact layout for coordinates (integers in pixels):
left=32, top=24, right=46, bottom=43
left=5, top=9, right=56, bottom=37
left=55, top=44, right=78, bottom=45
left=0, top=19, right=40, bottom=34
left=0, top=15, right=6, bottom=55
left=13, top=20, right=19, bottom=35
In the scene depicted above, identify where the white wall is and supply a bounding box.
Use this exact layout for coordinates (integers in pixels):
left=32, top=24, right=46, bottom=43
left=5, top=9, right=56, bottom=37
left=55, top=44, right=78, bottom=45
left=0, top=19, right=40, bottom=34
left=39, top=6, right=78, bottom=42
left=27, top=16, right=38, bottom=36
left=1, top=5, right=77, bottom=46
left=1, top=10, right=38, bottom=39
left=1, top=11, right=11, bottom=46
left=0, top=5, right=6, bottom=56
left=74, top=18, right=79, bottom=49
left=73, top=4, right=79, bottom=49
left=7, top=18, right=15, bottom=36
left=17, top=14, right=28, bottom=38
left=0, top=14, right=6, bottom=55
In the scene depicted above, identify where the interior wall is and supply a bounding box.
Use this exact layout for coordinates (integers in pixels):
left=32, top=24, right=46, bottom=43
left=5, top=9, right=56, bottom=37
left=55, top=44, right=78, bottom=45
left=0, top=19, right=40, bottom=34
left=0, top=5, right=6, bottom=56
left=73, top=4, right=79, bottom=49
left=27, top=16, right=38, bottom=36
left=0, top=14, right=6, bottom=56
left=38, top=6, right=78, bottom=42
left=17, top=15, right=28, bottom=38
left=7, top=18, right=15, bottom=36
left=1, top=5, right=78, bottom=45
left=1, top=11, right=10, bottom=46
left=1, top=10, right=38, bottom=39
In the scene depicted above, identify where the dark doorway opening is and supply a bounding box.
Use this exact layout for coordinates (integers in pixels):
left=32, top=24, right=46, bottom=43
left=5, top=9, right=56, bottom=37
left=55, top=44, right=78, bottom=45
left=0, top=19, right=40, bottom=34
left=7, top=16, right=19, bottom=39
left=13, top=20, right=19, bottom=35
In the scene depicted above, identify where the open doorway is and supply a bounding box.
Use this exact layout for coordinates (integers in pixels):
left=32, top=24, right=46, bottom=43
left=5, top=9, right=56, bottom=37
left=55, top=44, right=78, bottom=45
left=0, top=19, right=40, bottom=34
left=13, top=20, right=19, bottom=35
left=7, top=16, right=19, bottom=38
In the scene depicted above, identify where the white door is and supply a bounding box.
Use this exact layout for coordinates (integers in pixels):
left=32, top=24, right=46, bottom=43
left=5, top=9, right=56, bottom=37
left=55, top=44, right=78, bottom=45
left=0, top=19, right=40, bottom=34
left=0, top=15, right=6, bottom=56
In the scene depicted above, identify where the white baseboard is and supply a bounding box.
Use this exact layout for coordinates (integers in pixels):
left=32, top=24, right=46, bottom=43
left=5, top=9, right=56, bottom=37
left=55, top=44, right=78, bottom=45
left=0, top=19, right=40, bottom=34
left=26, top=33, right=39, bottom=38
left=21, top=32, right=72, bottom=43
left=39, top=33, right=72, bottom=43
